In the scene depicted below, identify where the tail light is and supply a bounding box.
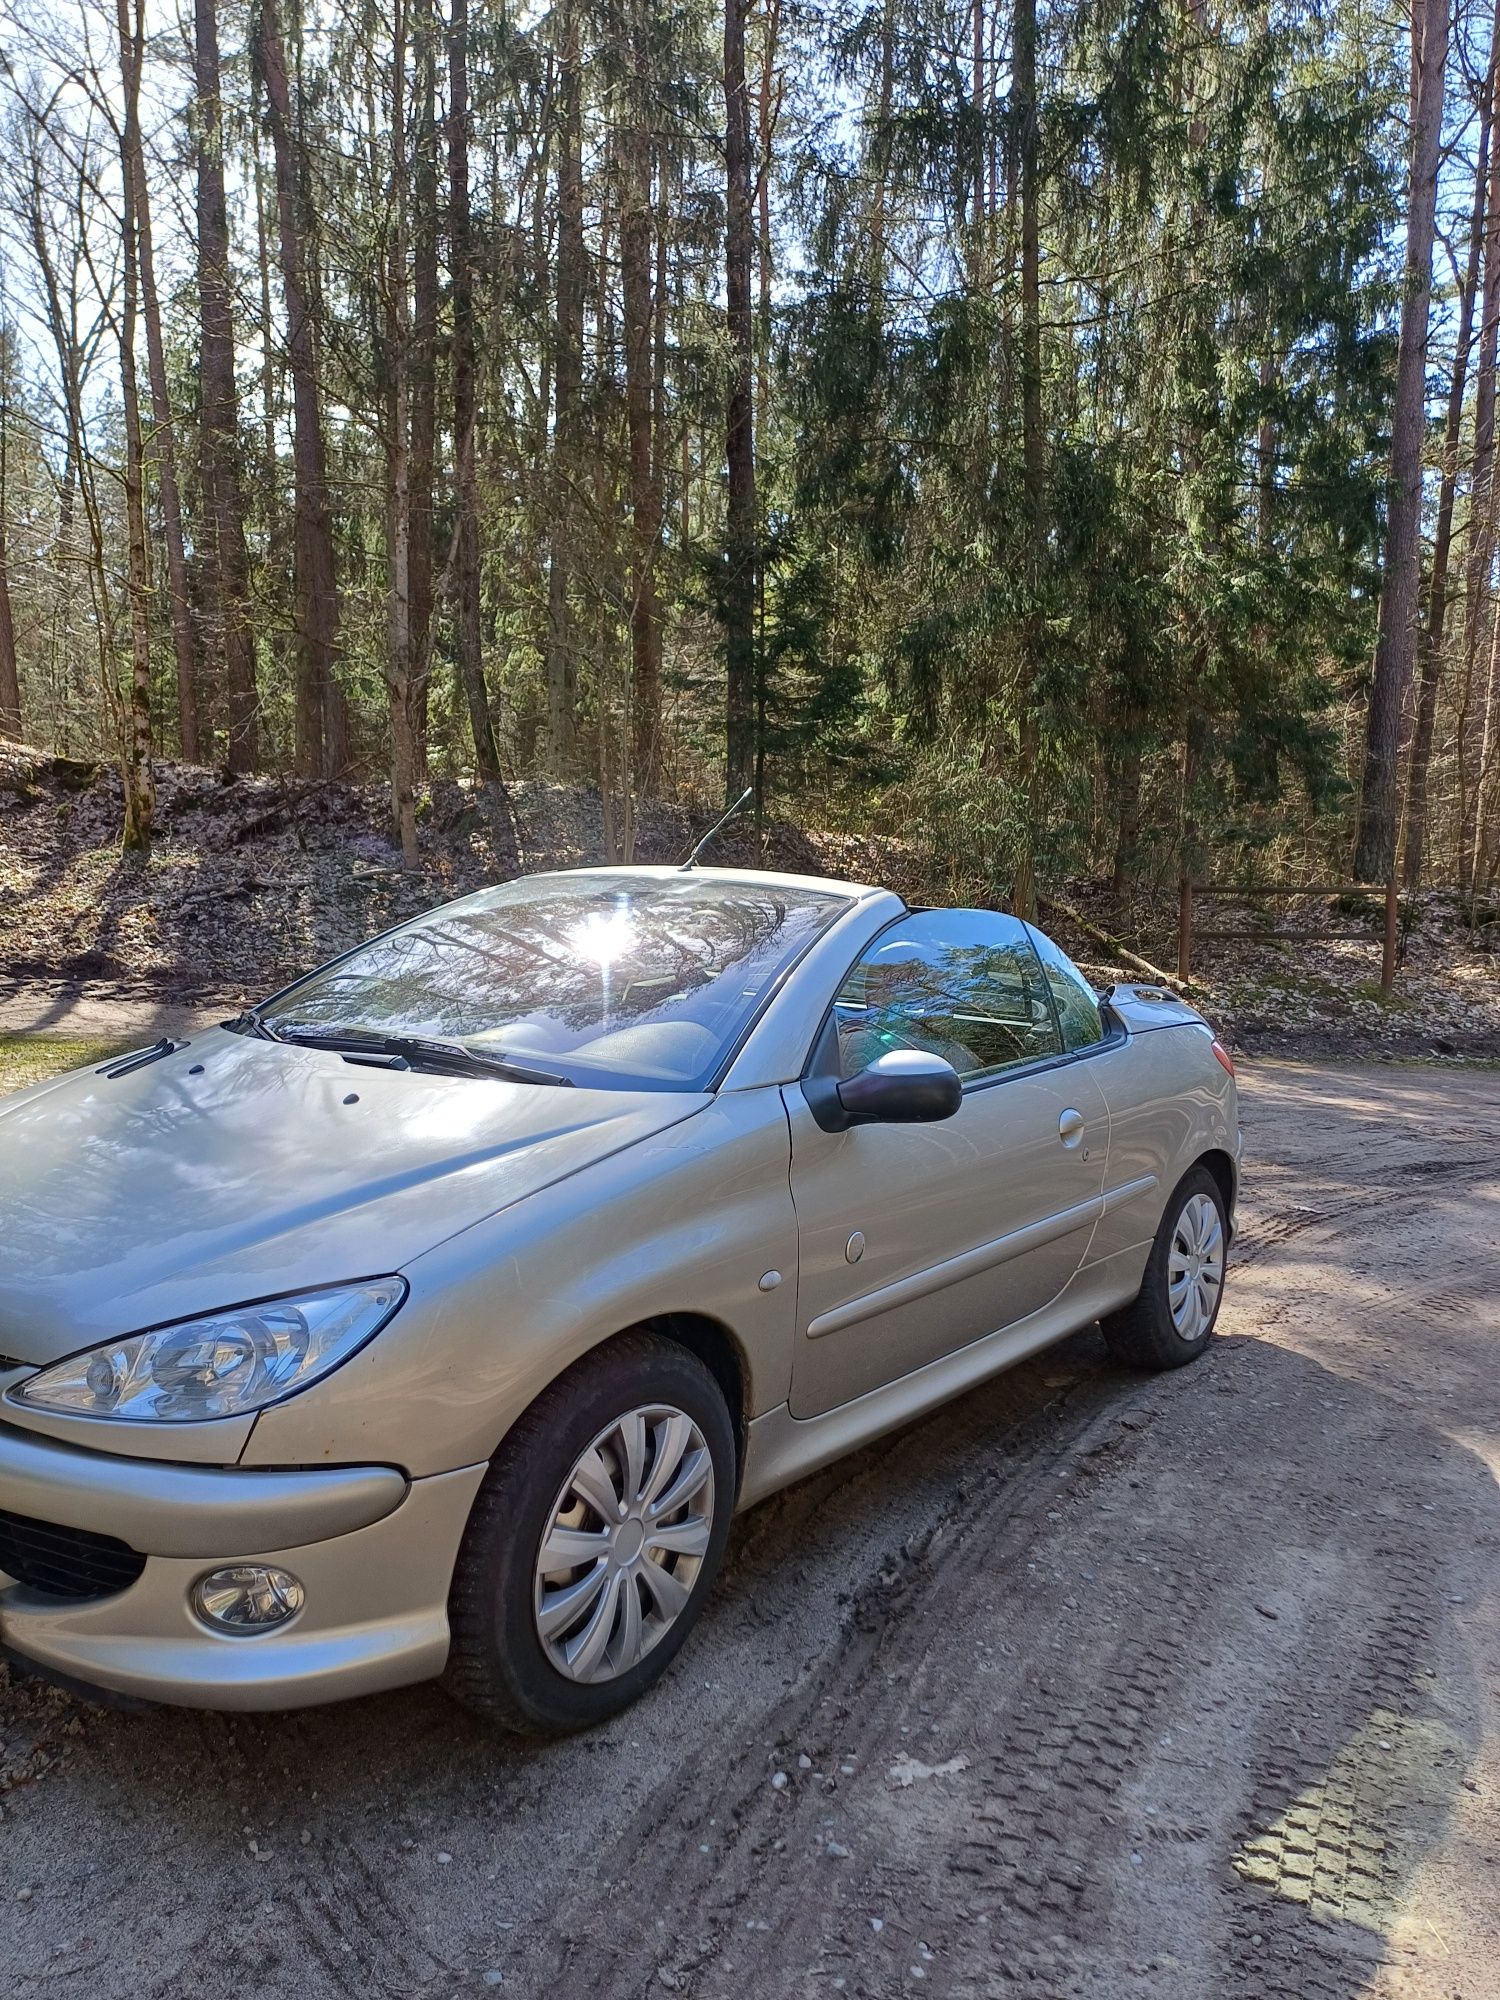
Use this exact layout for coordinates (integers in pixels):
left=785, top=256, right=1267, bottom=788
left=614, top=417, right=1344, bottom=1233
left=1211, top=1039, right=1235, bottom=1077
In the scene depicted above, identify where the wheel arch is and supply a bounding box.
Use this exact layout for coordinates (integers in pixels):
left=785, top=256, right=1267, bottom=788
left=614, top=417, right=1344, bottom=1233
left=1195, top=1146, right=1238, bottom=1230
left=511, top=1311, right=753, bottom=1490
left=637, top=1311, right=751, bottom=1473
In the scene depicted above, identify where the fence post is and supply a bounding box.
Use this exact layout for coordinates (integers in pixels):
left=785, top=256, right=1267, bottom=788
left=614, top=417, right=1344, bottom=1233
left=1381, top=872, right=1399, bottom=995
left=1176, top=874, right=1193, bottom=987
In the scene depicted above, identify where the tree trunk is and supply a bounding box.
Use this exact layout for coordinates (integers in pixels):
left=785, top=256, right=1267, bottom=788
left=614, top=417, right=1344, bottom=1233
left=1009, top=0, right=1043, bottom=920
left=385, top=0, right=419, bottom=866
left=1354, top=0, right=1449, bottom=881
left=1405, top=41, right=1495, bottom=888
left=0, top=345, right=20, bottom=741
left=0, top=527, right=18, bottom=742
left=21, top=114, right=89, bottom=753
left=622, top=13, right=661, bottom=795
left=115, top=0, right=157, bottom=856
left=1256, top=362, right=1277, bottom=546
left=653, top=154, right=669, bottom=586
left=1110, top=738, right=1142, bottom=906
left=194, top=0, right=259, bottom=772
left=755, top=0, right=781, bottom=438
left=125, top=49, right=198, bottom=766
left=256, top=0, right=345, bottom=779
left=870, top=0, right=896, bottom=286
left=545, top=0, right=584, bottom=776
left=972, top=0, right=986, bottom=235
left=410, top=0, right=439, bottom=768
left=1457, top=78, right=1500, bottom=896
left=448, top=0, right=516, bottom=858
left=1474, top=598, right=1500, bottom=892
left=724, top=0, right=757, bottom=800
left=251, top=68, right=280, bottom=511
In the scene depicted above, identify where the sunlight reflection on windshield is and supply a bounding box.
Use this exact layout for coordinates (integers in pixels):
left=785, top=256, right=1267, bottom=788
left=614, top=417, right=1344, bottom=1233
left=566, top=903, right=639, bottom=1029
left=566, top=905, right=640, bottom=968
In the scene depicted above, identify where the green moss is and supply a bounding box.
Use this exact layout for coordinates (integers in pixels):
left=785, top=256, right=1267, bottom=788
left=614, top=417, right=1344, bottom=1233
left=1351, top=979, right=1414, bottom=1010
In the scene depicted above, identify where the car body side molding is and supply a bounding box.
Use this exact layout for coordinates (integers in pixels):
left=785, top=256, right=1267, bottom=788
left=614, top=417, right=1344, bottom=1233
left=804, top=1192, right=1106, bottom=1341
left=740, top=1244, right=1152, bottom=1508
left=1100, top=1173, right=1160, bottom=1215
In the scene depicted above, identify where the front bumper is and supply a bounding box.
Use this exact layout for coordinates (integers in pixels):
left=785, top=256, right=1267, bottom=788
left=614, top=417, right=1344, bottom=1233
left=0, top=1422, right=486, bottom=1709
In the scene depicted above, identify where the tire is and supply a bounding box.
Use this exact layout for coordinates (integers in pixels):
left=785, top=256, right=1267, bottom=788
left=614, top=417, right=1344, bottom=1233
left=443, top=1330, right=736, bottom=1735
left=1100, top=1164, right=1228, bottom=1372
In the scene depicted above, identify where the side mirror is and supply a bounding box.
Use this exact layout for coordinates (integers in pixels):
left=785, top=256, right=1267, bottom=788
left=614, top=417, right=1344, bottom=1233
left=805, top=1048, right=963, bottom=1134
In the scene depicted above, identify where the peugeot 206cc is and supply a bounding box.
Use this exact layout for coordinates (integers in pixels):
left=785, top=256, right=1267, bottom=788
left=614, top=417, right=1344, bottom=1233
left=0, top=866, right=1239, bottom=1732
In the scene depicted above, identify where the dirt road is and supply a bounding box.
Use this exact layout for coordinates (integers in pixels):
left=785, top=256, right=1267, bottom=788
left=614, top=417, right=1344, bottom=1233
left=2, top=1059, right=1498, bottom=2000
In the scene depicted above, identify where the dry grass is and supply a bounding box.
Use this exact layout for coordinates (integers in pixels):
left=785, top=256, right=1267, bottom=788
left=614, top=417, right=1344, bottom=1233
left=0, top=1035, right=130, bottom=1099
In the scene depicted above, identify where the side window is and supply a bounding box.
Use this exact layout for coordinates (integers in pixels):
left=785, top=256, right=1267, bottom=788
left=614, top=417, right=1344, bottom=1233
left=834, top=910, right=1063, bottom=1082
left=1025, top=924, right=1107, bottom=1051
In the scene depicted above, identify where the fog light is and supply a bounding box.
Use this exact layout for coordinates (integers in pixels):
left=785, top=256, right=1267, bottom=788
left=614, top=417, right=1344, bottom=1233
left=192, top=1566, right=305, bottom=1633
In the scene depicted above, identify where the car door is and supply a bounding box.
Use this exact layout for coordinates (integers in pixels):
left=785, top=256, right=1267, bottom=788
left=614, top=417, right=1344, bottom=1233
left=784, top=909, right=1109, bottom=1420
left=1022, top=923, right=1221, bottom=1270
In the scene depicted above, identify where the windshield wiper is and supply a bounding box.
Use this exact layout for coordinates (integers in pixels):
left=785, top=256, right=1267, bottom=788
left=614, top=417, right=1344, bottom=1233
left=96, top=1036, right=188, bottom=1078
left=271, top=1023, right=573, bottom=1086
left=222, top=1007, right=281, bottom=1042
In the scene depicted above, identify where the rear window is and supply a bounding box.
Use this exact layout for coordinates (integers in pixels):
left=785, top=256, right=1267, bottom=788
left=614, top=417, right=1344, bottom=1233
left=1025, top=924, right=1107, bottom=1051
left=264, top=873, right=850, bottom=1090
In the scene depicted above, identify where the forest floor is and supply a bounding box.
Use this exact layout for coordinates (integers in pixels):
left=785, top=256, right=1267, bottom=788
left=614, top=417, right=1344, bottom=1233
left=3, top=742, right=1499, bottom=1060
left=1, top=1059, right=1497, bottom=1998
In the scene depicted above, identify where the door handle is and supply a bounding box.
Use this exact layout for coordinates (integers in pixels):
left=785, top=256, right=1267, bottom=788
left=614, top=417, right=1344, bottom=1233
left=1058, top=1108, right=1085, bottom=1148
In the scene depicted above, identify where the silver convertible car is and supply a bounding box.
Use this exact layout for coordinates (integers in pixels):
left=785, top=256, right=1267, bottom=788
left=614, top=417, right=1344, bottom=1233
left=0, top=867, right=1239, bottom=1731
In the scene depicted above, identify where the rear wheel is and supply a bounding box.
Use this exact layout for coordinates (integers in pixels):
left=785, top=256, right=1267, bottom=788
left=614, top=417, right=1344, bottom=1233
left=1101, top=1164, right=1227, bottom=1371
left=443, top=1331, right=735, bottom=1735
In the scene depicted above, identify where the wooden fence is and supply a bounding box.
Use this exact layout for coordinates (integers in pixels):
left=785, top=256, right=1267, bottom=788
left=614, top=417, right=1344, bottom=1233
left=1175, top=877, right=1402, bottom=994
left=1041, top=875, right=1403, bottom=998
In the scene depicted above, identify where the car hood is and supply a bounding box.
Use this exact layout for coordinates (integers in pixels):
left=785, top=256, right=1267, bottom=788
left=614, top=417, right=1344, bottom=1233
left=0, top=1029, right=707, bottom=1364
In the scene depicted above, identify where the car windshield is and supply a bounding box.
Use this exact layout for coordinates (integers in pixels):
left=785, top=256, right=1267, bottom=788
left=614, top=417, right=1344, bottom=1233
left=260, top=872, right=851, bottom=1091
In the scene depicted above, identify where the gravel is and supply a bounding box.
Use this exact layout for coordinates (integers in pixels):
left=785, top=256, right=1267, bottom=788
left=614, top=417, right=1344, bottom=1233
left=2, top=1058, right=1499, bottom=1997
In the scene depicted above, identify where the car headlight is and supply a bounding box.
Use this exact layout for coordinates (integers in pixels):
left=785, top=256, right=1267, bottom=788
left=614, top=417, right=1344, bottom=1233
left=9, top=1280, right=406, bottom=1424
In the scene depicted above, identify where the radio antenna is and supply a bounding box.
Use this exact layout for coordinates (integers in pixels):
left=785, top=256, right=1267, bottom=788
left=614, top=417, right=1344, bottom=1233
left=679, top=787, right=755, bottom=869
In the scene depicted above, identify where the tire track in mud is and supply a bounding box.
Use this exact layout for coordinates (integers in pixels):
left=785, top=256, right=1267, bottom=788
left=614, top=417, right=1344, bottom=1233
left=1230, top=1151, right=1497, bottom=1272
left=532, top=1384, right=1184, bottom=1997
left=520, top=1117, right=1500, bottom=2000
left=279, top=1845, right=453, bottom=1999
left=128, top=1835, right=454, bottom=2000
left=1219, top=1538, right=1454, bottom=2000
left=1189, top=1160, right=1496, bottom=1996
left=1214, top=1149, right=1499, bottom=1998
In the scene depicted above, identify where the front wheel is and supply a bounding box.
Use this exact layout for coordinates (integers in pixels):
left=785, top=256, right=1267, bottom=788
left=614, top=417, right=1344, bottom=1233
left=443, top=1331, right=735, bottom=1735
left=1101, top=1164, right=1228, bottom=1371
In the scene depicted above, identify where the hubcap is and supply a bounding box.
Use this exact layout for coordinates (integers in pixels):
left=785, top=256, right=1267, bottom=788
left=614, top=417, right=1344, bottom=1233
left=534, top=1404, right=715, bottom=1685
left=1167, top=1191, right=1225, bottom=1342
